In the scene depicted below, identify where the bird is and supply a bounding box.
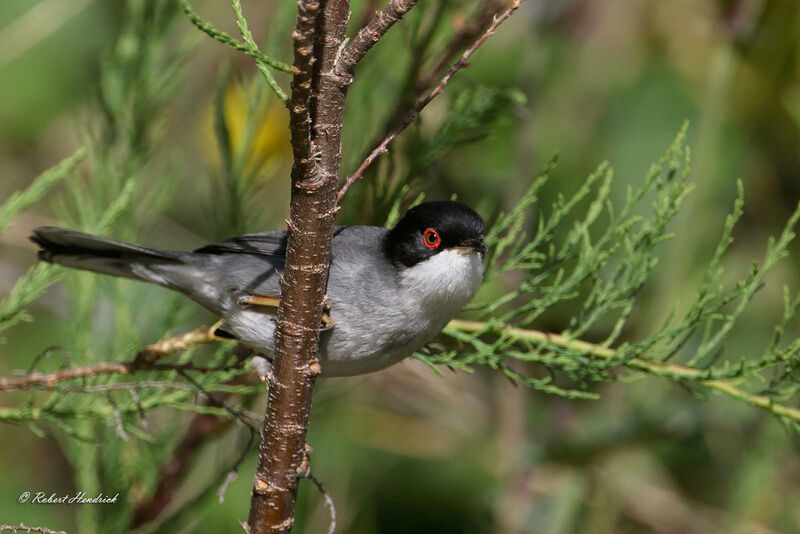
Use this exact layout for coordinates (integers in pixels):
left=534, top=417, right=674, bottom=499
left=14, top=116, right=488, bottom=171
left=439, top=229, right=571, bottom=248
left=30, top=201, right=486, bottom=377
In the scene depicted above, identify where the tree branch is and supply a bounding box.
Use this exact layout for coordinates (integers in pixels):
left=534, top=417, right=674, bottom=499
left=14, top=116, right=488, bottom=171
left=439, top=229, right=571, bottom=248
left=0, top=525, right=66, bottom=534
left=0, top=327, right=222, bottom=393
left=337, top=0, right=525, bottom=202
left=246, top=0, right=349, bottom=531
left=246, top=0, right=430, bottom=530
left=414, top=0, right=507, bottom=92
left=288, top=0, right=320, bottom=186
left=337, top=0, right=419, bottom=75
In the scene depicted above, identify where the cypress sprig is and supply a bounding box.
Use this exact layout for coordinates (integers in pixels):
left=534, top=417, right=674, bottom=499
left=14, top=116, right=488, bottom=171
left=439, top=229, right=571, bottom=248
left=423, top=124, right=800, bottom=428
left=178, top=0, right=296, bottom=74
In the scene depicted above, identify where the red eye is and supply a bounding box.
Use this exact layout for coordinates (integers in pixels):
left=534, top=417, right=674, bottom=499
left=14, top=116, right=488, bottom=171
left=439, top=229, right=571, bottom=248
left=422, top=228, right=441, bottom=249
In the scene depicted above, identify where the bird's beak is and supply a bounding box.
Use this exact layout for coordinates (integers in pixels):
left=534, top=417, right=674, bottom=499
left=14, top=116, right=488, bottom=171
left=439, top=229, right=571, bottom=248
left=456, top=237, right=487, bottom=256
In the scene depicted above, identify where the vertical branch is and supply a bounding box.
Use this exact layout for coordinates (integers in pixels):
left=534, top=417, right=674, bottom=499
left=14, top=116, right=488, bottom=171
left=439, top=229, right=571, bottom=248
left=248, top=0, right=420, bottom=530
left=246, top=0, right=346, bottom=532
left=288, top=0, right=320, bottom=185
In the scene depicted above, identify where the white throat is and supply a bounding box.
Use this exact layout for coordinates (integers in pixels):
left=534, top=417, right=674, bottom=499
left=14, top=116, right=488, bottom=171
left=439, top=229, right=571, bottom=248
left=399, top=248, right=484, bottom=312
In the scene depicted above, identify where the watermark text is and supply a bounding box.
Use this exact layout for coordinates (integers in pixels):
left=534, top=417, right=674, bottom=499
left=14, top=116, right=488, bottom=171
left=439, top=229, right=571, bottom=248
left=18, top=491, right=119, bottom=505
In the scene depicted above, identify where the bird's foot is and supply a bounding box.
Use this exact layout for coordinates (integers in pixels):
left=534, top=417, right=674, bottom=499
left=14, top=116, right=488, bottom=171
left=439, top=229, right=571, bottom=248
left=320, top=294, right=335, bottom=331
left=251, top=356, right=274, bottom=387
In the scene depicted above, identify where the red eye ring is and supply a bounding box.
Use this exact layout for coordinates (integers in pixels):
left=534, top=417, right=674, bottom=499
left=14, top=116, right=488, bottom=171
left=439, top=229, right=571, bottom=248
left=422, top=228, right=441, bottom=249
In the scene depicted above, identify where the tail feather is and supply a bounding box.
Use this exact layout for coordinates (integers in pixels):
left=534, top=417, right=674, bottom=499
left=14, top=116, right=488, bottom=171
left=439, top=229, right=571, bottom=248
left=31, top=227, right=221, bottom=312
left=31, top=226, right=189, bottom=282
left=31, top=227, right=179, bottom=262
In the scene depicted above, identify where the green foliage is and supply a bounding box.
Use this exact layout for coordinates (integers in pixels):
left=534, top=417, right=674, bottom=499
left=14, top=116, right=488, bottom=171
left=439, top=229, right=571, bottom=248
left=0, top=148, right=86, bottom=234
left=425, top=125, right=800, bottom=427
left=411, top=85, right=526, bottom=174
left=2, top=1, right=800, bottom=533
left=0, top=149, right=85, bottom=339
left=178, top=0, right=294, bottom=75
left=229, top=0, right=287, bottom=102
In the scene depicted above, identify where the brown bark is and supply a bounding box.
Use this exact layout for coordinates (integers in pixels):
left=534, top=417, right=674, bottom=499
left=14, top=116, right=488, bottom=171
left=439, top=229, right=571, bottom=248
left=337, top=0, right=419, bottom=75
left=246, top=0, right=429, bottom=530
left=245, top=0, right=349, bottom=531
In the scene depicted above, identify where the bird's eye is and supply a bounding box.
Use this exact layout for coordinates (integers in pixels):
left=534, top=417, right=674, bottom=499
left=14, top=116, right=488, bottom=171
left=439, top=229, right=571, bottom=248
left=422, top=228, right=441, bottom=249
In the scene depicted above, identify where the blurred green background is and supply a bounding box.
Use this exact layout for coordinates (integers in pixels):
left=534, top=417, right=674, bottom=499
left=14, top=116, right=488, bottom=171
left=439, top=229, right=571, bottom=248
left=1, top=0, right=800, bottom=532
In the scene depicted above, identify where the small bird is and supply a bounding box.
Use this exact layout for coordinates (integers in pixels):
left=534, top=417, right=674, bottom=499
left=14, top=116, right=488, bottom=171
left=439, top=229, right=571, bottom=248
left=31, top=201, right=486, bottom=376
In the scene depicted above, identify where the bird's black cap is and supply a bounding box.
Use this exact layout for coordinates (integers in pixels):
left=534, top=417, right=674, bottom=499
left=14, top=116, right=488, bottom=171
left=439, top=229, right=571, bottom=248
left=384, top=201, right=486, bottom=267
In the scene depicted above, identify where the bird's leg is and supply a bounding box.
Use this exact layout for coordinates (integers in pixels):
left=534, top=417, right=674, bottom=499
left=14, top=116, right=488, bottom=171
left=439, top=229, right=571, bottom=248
left=237, top=292, right=335, bottom=331
left=210, top=318, right=236, bottom=340
left=236, top=294, right=281, bottom=308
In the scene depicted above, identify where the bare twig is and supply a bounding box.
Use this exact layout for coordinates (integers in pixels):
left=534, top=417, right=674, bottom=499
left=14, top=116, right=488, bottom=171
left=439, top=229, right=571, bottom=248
left=0, top=362, right=132, bottom=392
left=103, top=391, right=131, bottom=441
left=0, top=525, right=66, bottom=534
left=133, top=326, right=220, bottom=364
left=414, top=0, right=506, bottom=92
left=337, top=0, right=420, bottom=75
left=337, top=0, right=525, bottom=202
left=0, top=327, right=220, bottom=392
left=305, top=472, right=337, bottom=534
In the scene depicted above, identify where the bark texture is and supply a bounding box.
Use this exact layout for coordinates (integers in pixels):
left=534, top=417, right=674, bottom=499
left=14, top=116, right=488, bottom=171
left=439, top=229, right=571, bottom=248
left=246, top=0, right=435, bottom=529
left=246, top=0, right=350, bottom=531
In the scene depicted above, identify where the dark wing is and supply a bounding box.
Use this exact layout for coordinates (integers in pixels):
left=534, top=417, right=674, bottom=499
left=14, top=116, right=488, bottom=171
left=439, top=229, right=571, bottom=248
left=194, top=227, right=353, bottom=257
left=194, top=231, right=288, bottom=257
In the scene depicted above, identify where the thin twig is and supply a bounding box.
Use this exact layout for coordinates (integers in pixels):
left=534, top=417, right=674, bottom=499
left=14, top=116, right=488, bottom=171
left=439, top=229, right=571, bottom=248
left=446, top=319, right=800, bottom=423
left=337, top=0, right=525, bottom=202
left=337, top=0, right=420, bottom=75
left=130, top=374, right=258, bottom=528
left=414, top=0, right=506, bottom=92
left=0, top=327, right=221, bottom=392
left=133, top=326, right=220, bottom=364
left=103, top=391, right=130, bottom=441
left=178, top=0, right=297, bottom=74
left=0, top=526, right=66, bottom=534
left=306, top=472, right=337, bottom=534
left=0, top=362, right=132, bottom=392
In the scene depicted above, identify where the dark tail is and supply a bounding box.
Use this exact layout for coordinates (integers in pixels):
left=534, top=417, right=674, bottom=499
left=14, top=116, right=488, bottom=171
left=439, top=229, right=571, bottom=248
left=31, top=226, right=184, bottom=278
left=31, top=227, right=223, bottom=311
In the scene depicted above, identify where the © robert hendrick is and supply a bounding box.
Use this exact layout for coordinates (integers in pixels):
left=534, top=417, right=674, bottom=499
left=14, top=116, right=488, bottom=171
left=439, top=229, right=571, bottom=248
left=31, top=201, right=487, bottom=377
left=22, top=491, right=120, bottom=504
